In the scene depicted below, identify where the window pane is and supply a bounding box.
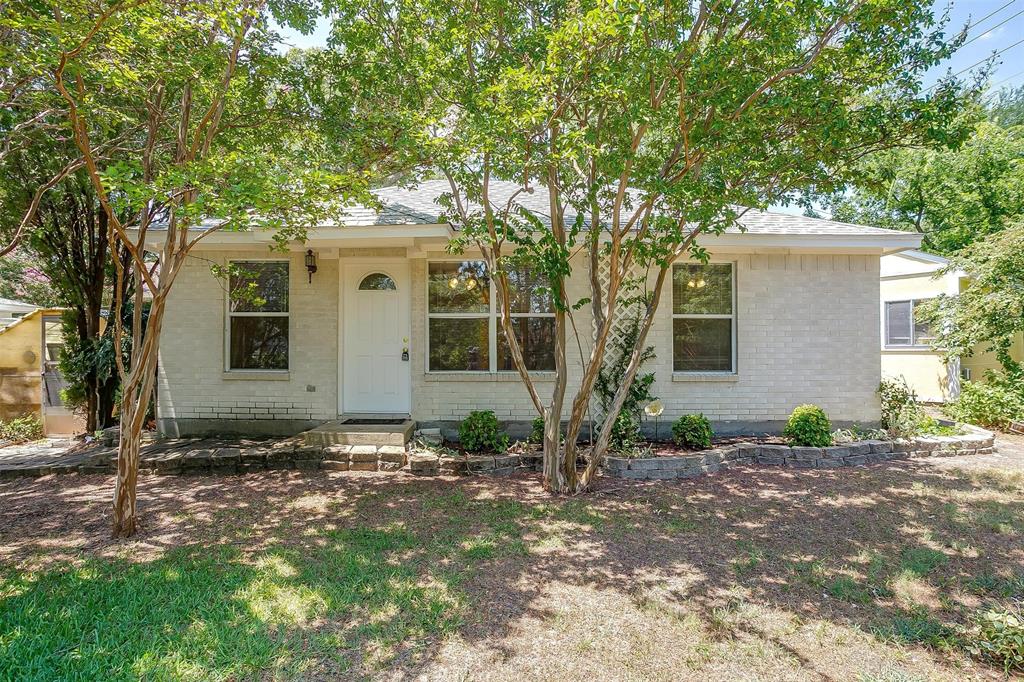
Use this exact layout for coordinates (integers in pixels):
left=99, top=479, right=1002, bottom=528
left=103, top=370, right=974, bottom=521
left=673, top=318, right=733, bottom=371
left=428, top=262, right=489, bottom=313
left=913, top=299, right=935, bottom=345
left=673, top=263, right=733, bottom=315
left=429, top=318, right=489, bottom=370
left=230, top=261, right=289, bottom=313
left=885, top=301, right=912, bottom=345
left=230, top=317, right=288, bottom=370
left=505, top=264, right=553, bottom=313
left=359, top=272, right=396, bottom=290
left=498, top=317, right=556, bottom=371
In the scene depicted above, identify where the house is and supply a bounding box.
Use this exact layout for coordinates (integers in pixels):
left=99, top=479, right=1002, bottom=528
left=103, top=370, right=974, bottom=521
left=153, top=180, right=921, bottom=439
left=0, top=307, right=82, bottom=435
left=0, top=298, right=38, bottom=329
left=880, top=249, right=1024, bottom=402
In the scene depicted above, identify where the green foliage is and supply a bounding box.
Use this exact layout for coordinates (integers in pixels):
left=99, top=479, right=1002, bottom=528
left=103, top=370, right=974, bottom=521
left=783, top=405, right=833, bottom=447
left=529, top=416, right=545, bottom=444
left=878, top=377, right=928, bottom=438
left=672, top=414, right=713, bottom=449
left=458, top=411, right=509, bottom=453
left=608, top=412, right=640, bottom=453
left=827, top=120, right=1024, bottom=254
left=962, top=605, right=1024, bottom=674
left=944, top=373, right=1024, bottom=429
left=929, top=224, right=1024, bottom=374
left=0, top=415, right=43, bottom=443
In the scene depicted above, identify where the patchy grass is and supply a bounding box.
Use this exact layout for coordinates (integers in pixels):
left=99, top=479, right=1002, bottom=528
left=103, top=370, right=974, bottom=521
left=1, top=453, right=1022, bottom=680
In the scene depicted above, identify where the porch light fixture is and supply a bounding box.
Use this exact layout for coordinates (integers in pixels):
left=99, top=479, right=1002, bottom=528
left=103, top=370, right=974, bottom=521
left=687, top=278, right=706, bottom=289
left=305, top=249, right=318, bottom=283
left=448, top=276, right=459, bottom=289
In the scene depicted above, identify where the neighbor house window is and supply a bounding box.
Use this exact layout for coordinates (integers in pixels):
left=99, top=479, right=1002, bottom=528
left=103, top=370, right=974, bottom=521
left=672, top=262, right=735, bottom=372
left=427, top=261, right=555, bottom=372
left=884, top=299, right=935, bottom=347
left=227, top=260, right=289, bottom=370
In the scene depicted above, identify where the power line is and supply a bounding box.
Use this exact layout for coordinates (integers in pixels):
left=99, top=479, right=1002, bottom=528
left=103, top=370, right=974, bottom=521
left=964, top=0, right=1019, bottom=33
left=961, top=6, right=1024, bottom=48
left=926, top=36, right=1024, bottom=92
left=989, top=66, right=1024, bottom=89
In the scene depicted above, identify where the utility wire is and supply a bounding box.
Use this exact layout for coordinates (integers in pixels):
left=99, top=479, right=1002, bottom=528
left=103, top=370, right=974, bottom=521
left=989, top=66, right=1024, bottom=89
left=925, top=36, right=1024, bottom=92
left=961, top=6, right=1024, bottom=48
left=964, top=0, right=1019, bottom=33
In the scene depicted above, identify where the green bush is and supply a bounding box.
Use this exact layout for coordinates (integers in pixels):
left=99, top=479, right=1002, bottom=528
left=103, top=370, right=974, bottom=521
left=458, top=410, right=509, bottom=452
left=0, top=415, right=44, bottom=443
left=878, top=377, right=927, bottom=438
left=609, top=412, right=640, bottom=452
left=961, top=605, right=1024, bottom=675
left=783, top=404, right=833, bottom=447
left=528, top=416, right=545, bottom=444
left=671, top=414, right=713, bottom=449
left=945, top=373, right=1024, bottom=429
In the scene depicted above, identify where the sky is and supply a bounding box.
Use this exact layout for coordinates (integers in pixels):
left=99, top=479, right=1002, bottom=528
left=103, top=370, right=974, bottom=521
left=272, top=1, right=1024, bottom=216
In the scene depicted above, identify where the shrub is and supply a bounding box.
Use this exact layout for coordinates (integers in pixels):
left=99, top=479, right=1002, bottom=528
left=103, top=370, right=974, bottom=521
left=672, top=414, right=713, bottom=449
left=609, top=412, right=640, bottom=452
left=0, top=415, right=44, bottom=443
left=528, top=416, right=545, bottom=444
left=961, top=605, right=1024, bottom=674
left=944, top=373, right=1024, bottom=429
left=458, top=410, right=509, bottom=452
left=878, top=377, right=927, bottom=438
left=783, top=404, right=833, bottom=447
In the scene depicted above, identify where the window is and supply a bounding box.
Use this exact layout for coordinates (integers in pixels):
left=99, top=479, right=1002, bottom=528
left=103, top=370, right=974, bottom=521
left=427, top=260, right=555, bottom=372
left=672, top=262, right=735, bottom=372
left=359, top=272, right=396, bottom=290
left=884, top=299, right=935, bottom=347
left=227, top=261, right=289, bottom=370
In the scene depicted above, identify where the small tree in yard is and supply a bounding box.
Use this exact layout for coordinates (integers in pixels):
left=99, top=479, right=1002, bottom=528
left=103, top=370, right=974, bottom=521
left=3, top=0, right=391, bottom=536
left=333, top=0, right=972, bottom=492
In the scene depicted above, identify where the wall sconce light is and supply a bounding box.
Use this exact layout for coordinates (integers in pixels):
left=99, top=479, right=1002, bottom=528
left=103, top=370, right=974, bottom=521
left=305, top=249, right=318, bottom=283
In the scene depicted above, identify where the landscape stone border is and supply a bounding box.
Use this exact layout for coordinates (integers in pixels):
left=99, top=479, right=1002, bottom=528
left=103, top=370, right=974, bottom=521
left=0, top=426, right=996, bottom=481
left=600, top=427, right=996, bottom=481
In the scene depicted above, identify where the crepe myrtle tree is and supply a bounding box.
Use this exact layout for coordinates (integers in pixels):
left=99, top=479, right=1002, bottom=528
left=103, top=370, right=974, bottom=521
left=333, top=0, right=973, bottom=492
left=6, top=0, right=388, bottom=537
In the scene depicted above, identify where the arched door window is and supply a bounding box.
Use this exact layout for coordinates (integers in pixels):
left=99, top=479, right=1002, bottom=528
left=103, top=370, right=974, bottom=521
left=358, top=273, right=397, bottom=290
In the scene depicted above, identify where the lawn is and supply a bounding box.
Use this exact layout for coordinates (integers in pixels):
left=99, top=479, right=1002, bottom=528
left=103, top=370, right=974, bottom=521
left=0, top=454, right=1021, bottom=680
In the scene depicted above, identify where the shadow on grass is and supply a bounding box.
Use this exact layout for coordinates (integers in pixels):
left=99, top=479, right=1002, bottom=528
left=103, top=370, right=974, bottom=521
left=0, top=458, right=1021, bottom=679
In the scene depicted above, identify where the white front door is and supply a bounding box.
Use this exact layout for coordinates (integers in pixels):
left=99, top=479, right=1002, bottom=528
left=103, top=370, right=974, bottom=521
left=342, top=261, right=411, bottom=413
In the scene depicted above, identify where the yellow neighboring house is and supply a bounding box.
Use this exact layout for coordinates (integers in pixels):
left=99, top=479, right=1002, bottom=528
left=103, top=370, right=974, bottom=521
left=0, top=306, right=83, bottom=436
left=880, top=250, right=1024, bottom=403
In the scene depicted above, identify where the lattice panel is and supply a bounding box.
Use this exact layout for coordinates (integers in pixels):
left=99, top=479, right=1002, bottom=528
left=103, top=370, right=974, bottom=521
left=590, top=256, right=648, bottom=424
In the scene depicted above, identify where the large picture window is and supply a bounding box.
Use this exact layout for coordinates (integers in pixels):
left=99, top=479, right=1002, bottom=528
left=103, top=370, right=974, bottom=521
left=427, top=261, right=555, bottom=372
left=227, top=261, right=289, bottom=370
left=884, top=299, right=935, bottom=347
left=672, top=262, right=735, bottom=372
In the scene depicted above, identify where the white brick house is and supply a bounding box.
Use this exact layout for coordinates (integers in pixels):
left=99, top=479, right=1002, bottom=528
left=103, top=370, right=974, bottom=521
left=154, top=180, right=921, bottom=437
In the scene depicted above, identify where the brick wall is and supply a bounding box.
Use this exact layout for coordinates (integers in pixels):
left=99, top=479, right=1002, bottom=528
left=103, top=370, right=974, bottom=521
left=158, top=247, right=882, bottom=436
left=156, top=250, right=338, bottom=436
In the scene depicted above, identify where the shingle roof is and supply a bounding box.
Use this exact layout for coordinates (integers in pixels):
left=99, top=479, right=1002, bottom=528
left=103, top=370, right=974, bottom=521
left=367, top=179, right=904, bottom=236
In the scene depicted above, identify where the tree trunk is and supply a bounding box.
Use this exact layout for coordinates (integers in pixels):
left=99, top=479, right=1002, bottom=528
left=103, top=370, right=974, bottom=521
left=111, top=398, right=140, bottom=538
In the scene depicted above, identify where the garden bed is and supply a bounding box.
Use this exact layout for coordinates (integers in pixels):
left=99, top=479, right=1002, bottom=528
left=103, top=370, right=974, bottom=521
left=601, top=426, right=996, bottom=481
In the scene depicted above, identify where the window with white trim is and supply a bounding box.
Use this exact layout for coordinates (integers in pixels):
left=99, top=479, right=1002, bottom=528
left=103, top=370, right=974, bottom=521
left=427, top=260, right=555, bottom=372
left=672, top=262, right=735, bottom=372
left=884, top=299, right=935, bottom=347
left=227, top=261, right=289, bottom=370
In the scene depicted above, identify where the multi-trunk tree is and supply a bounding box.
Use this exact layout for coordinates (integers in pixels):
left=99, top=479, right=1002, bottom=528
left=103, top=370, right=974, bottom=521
left=2, top=0, right=395, bottom=536
left=332, top=0, right=973, bottom=492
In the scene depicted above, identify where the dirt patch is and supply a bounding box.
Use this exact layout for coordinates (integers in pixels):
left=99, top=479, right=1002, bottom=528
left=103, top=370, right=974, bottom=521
left=1, top=455, right=1021, bottom=680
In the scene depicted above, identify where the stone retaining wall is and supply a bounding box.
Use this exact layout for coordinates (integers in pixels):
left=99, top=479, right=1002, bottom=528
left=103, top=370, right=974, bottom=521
left=600, top=430, right=996, bottom=481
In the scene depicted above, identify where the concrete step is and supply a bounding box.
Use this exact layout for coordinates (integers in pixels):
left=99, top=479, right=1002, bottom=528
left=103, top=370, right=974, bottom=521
left=302, top=418, right=415, bottom=447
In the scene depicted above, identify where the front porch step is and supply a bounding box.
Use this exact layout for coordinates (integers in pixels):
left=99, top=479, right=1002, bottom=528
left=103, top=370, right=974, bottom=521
left=303, top=418, right=415, bottom=447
